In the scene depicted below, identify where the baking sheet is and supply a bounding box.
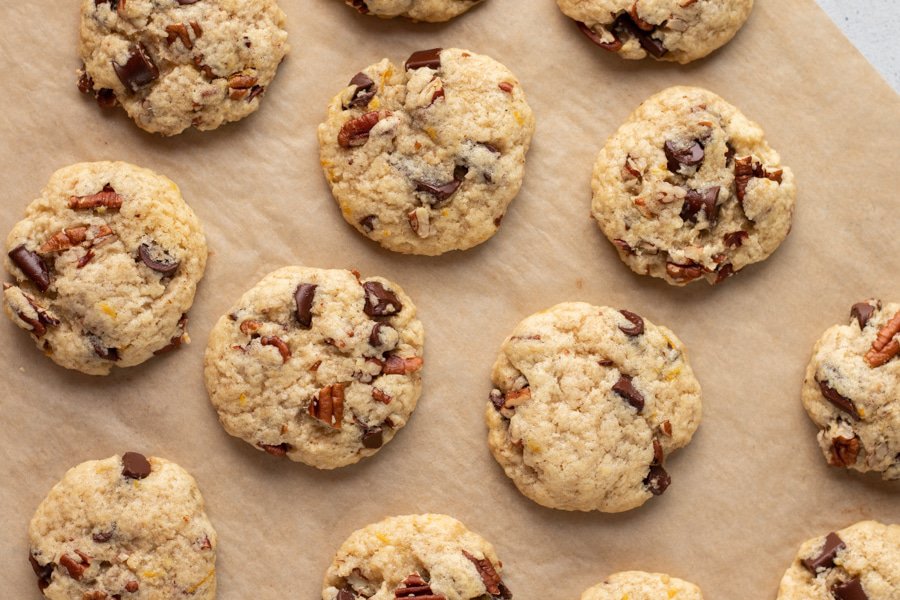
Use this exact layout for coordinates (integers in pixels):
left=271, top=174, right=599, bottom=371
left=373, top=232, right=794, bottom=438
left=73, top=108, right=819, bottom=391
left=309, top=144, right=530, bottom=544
left=1, top=0, right=899, bottom=598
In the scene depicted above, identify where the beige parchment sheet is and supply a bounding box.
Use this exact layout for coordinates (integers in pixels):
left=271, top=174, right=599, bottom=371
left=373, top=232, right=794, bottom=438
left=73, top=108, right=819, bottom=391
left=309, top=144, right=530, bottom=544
left=1, top=0, right=898, bottom=598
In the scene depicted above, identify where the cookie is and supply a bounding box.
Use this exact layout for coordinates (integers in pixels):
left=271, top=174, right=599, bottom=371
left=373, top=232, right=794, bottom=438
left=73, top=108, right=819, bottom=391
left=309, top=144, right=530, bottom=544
left=485, top=302, right=702, bottom=512
left=591, top=86, right=795, bottom=286
left=28, top=452, right=217, bottom=599
left=777, top=521, right=900, bottom=600
left=3, top=161, right=207, bottom=376
left=558, top=0, right=753, bottom=64
left=78, top=0, right=289, bottom=136
left=322, top=514, right=512, bottom=600
left=204, top=266, right=425, bottom=469
left=581, top=571, right=704, bottom=600
left=317, top=47, right=535, bottom=255
left=801, top=299, right=900, bottom=480
left=343, top=0, right=484, bottom=22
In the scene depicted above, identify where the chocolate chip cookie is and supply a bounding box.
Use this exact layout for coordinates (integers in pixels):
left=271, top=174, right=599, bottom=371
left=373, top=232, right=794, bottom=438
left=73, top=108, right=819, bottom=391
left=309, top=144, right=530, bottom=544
left=78, top=0, right=289, bottom=135
left=318, top=48, right=535, bottom=255
left=322, top=514, right=512, bottom=600
left=591, top=86, right=795, bottom=286
left=801, top=299, right=900, bottom=480
left=3, top=162, right=207, bottom=375
left=204, top=266, right=425, bottom=469
left=777, top=521, right=900, bottom=600
left=581, top=571, right=704, bottom=600
left=343, top=0, right=484, bottom=22
left=485, top=302, right=702, bottom=512
left=28, top=453, right=217, bottom=599
left=558, top=0, right=753, bottom=63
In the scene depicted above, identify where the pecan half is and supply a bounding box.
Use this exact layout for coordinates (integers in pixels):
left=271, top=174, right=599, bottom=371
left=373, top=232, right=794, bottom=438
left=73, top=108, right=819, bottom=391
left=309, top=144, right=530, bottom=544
left=38, top=224, right=115, bottom=254
left=59, top=553, right=87, bottom=580
left=338, top=111, right=388, bottom=148
left=260, top=336, right=291, bottom=363
left=864, top=311, right=900, bottom=367
left=308, top=383, right=345, bottom=429
left=68, top=184, right=123, bottom=210
left=830, top=435, right=860, bottom=467
left=462, top=550, right=512, bottom=599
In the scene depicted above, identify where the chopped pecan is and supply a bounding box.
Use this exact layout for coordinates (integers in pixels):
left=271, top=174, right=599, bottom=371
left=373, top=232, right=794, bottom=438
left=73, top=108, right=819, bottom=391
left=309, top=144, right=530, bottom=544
left=4, top=284, right=59, bottom=337
left=864, top=311, right=900, bottom=367
left=68, top=184, right=123, bottom=210
left=659, top=420, right=673, bottom=437
left=125, top=580, right=140, bottom=593
left=612, top=239, right=634, bottom=255
left=308, top=383, right=345, bottom=429
left=753, top=162, right=783, bottom=183
left=39, top=224, right=115, bottom=254
left=165, top=23, right=193, bottom=49
left=153, top=314, right=189, bottom=355
left=498, top=82, right=514, bottom=93
left=29, top=554, right=54, bottom=590
left=338, top=111, right=388, bottom=148
left=259, top=442, right=292, bottom=457
left=394, top=573, right=444, bottom=599
left=77, top=67, right=94, bottom=94
left=383, top=355, right=423, bottom=375
left=714, top=263, right=735, bottom=284
left=666, top=261, right=704, bottom=283
left=228, top=71, right=259, bottom=100
left=462, top=550, right=512, bottom=599
left=652, top=437, right=664, bottom=465
left=82, top=592, right=109, bottom=600
left=622, top=155, right=642, bottom=181
left=628, top=2, right=654, bottom=31
left=830, top=435, right=860, bottom=467
left=239, top=319, right=263, bottom=335
left=59, top=553, right=87, bottom=580
left=372, top=388, right=392, bottom=404
left=723, top=231, right=749, bottom=248
left=576, top=21, right=623, bottom=52
left=260, top=336, right=291, bottom=363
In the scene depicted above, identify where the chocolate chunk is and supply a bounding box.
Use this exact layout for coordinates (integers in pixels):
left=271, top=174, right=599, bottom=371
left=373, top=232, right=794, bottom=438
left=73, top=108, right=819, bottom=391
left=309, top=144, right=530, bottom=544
left=415, top=178, right=462, bottom=204
left=575, top=20, right=623, bottom=51
left=259, top=442, right=292, bottom=457
left=349, top=0, right=369, bottom=14
left=359, top=214, right=377, bottom=232
left=724, top=231, right=749, bottom=248
left=644, top=464, right=670, bottom=495
left=664, top=140, right=704, bottom=173
left=405, top=48, right=442, bottom=70
left=612, top=374, right=644, bottom=412
left=361, top=426, right=384, bottom=449
left=294, top=283, right=317, bottom=329
left=92, top=530, right=113, bottom=543
left=832, top=578, right=868, bottom=600
left=462, top=550, right=512, bottom=599
left=714, top=263, right=734, bottom=285
left=29, top=555, right=54, bottom=591
left=177, top=0, right=201, bottom=4
left=369, top=322, right=387, bottom=346
left=801, top=531, right=845, bottom=573
left=725, top=142, right=736, bottom=165
left=362, top=281, right=402, bottom=317
left=453, top=164, right=469, bottom=182
left=89, top=335, right=120, bottom=361
left=618, top=310, right=644, bottom=336
left=489, top=389, right=505, bottom=412
left=121, top=452, right=151, bottom=479
left=96, top=88, right=117, bottom=108
left=138, top=242, right=179, bottom=275
left=618, top=14, right=667, bottom=57
left=113, top=43, right=159, bottom=93
left=850, top=302, right=877, bottom=329
left=680, top=186, right=720, bottom=223
left=337, top=589, right=357, bottom=600
left=817, top=380, right=858, bottom=419
left=347, top=72, right=376, bottom=108
left=9, top=245, right=51, bottom=292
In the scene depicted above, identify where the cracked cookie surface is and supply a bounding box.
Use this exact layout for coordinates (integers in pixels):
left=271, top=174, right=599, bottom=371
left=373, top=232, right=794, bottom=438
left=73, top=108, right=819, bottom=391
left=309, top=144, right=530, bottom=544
left=3, top=161, right=207, bottom=375
left=801, top=299, right=900, bottom=480
left=317, top=47, right=535, bottom=255
left=777, top=521, right=900, bottom=600
left=343, top=0, right=484, bottom=22
left=322, top=514, right=512, bottom=600
left=204, top=266, right=425, bottom=469
left=592, top=86, right=795, bottom=286
left=28, top=453, right=217, bottom=600
left=78, top=0, right=289, bottom=136
left=581, top=571, right=703, bottom=600
left=558, top=0, right=753, bottom=63
left=485, top=302, right=701, bottom=512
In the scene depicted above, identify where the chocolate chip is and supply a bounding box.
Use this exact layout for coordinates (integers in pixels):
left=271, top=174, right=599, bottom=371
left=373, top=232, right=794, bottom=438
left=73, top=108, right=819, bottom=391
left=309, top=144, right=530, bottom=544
left=362, top=281, right=402, bottom=317
left=664, top=139, right=704, bottom=173
left=817, top=380, right=858, bottom=419
left=337, top=589, right=356, bottom=600
left=575, top=20, right=623, bottom=51
left=359, top=214, right=377, bottom=232
left=724, top=231, right=749, bottom=248
left=802, top=532, right=845, bottom=573
left=618, top=310, right=644, bottom=336
left=138, top=242, right=180, bottom=275
left=405, top=48, right=442, bottom=70
left=680, top=186, right=720, bottom=223
left=612, top=374, right=644, bottom=412
left=9, top=245, right=51, bottom=292
left=832, top=577, right=868, bottom=600
left=489, top=389, right=505, bottom=412
left=415, top=178, right=462, bottom=204
left=29, top=555, right=54, bottom=591
left=347, top=72, right=376, bottom=108
left=121, top=452, right=151, bottom=479
left=113, top=43, right=159, bottom=93
left=295, top=283, right=317, bottom=329
left=361, top=426, right=384, bottom=449
left=644, top=464, right=670, bottom=495
left=850, top=302, right=877, bottom=329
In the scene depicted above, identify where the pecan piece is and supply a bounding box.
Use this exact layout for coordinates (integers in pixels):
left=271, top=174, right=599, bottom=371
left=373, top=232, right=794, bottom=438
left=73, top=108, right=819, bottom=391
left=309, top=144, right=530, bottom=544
left=462, top=550, right=512, bottom=599
left=733, top=156, right=754, bottom=203
left=165, top=23, right=193, bottom=49
left=408, top=207, right=431, bottom=238
left=125, top=580, right=140, bottom=593
left=59, top=553, right=87, bottom=580
left=68, top=184, right=123, bottom=210
left=666, top=261, right=704, bottom=283
left=830, top=435, right=860, bottom=467
left=3, top=283, right=59, bottom=337
left=308, top=383, right=345, bottom=429
left=575, top=21, right=623, bottom=52
left=864, top=311, right=900, bottom=367
left=338, top=111, right=388, bottom=148
left=659, top=420, right=673, bottom=437
left=260, top=336, right=291, bottom=363
left=372, top=388, right=392, bottom=404
left=259, top=442, right=292, bottom=457
left=228, top=71, right=259, bottom=100
left=628, top=2, right=654, bottom=31
left=724, top=231, right=749, bottom=248
left=239, top=319, right=263, bottom=335
left=383, top=355, right=423, bottom=375
left=153, top=314, right=189, bottom=355
left=498, top=82, right=514, bottom=93
left=394, top=573, right=444, bottom=599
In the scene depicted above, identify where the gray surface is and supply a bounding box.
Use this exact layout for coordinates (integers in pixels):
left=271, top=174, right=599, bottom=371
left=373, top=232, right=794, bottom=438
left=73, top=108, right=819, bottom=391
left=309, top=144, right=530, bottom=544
left=817, top=0, right=899, bottom=93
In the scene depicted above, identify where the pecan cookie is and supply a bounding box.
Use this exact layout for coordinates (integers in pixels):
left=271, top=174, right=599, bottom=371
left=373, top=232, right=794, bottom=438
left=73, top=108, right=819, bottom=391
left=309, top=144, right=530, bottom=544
left=558, top=0, right=753, bottom=64
left=801, top=300, right=900, bottom=480
left=777, top=521, right=900, bottom=600
left=581, top=571, right=704, bottom=600
left=343, top=0, right=484, bottom=22
left=78, top=0, right=289, bottom=136
left=28, top=453, right=217, bottom=599
left=591, top=86, right=795, bottom=286
left=317, top=48, right=535, bottom=255
left=204, top=266, right=425, bottom=469
left=485, top=302, right=702, bottom=512
left=322, top=514, right=512, bottom=600
left=3, top=162, right=207, bottom=375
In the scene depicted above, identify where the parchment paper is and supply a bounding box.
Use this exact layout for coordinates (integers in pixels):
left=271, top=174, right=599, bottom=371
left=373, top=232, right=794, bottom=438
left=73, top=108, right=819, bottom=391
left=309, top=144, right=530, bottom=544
left=1, top=1, right=898, bottom=598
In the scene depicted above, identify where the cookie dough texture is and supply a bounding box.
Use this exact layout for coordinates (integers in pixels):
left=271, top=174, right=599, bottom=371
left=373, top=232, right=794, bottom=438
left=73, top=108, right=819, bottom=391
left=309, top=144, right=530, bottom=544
left=78, top=0, right=289, bottom=135
left=801, top=299, right=900, bottom=480
left=3, top=161, right=207, bottom=375
left=204, top=266, right=425, bottom=469
left=558, top=0, right=753, bottom=63
left=318, top=47, right=535, bottom=255
left=28, top=454, right=217, bottom=599
left=486, top=302, right=702, bottom=512
left=581, top=571, right=703, bottom=600
left=592, top=86, right=795, bottom=286
left=322, top=514, right=512, bottom=600
left=344, top=0, right=484, bottom=22
left=777, top=521, right=900, bottom=600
